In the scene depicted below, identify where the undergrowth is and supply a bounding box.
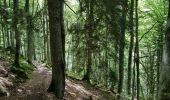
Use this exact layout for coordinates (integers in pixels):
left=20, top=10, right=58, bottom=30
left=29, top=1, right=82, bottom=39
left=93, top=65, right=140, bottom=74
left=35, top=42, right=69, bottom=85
left=11, top=61, right=35, bottom=80
left=0, top=47, right=35, bottom=81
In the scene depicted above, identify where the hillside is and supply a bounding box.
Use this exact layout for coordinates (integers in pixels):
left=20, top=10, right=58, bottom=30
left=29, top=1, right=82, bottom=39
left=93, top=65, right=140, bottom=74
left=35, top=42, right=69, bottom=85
left=0, top=50, right=115, bottom=100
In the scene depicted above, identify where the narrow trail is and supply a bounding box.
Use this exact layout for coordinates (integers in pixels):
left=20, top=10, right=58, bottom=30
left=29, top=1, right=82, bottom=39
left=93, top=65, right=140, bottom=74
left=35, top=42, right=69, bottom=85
left=0, top=62, right=115, bottom=100
left=1, top=63, right=54, bottom=100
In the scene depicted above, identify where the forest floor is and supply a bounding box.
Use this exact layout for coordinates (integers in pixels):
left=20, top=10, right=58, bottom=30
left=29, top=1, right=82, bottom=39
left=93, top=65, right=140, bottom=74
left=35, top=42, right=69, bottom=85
left=0, top=53, right=115, bottom=100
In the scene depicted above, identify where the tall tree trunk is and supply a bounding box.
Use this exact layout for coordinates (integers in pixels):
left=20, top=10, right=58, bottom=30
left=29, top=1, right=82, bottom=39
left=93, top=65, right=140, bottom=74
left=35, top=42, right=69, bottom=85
left=25, top=0, right=34, bottom=64
left=10, top=28, right=14, bottom=47
left=127, top=0, right=134, bottom=95
left=135, top=0, right=140, bottom=99
left=159, top=1, right=170, bottom=99
left=3, top=0, right=10, bottom=47
left=132, top=60, right=136, bottom=100
left=156, top=24, right=163, bottom=99
left=47, top=0, right=65, bottom=99
left=8, top=0, right=14, bottom=48
left=0, top=17, right=6, bottom=48
left=117, top=0, right=128, bottom=96
left=42, top=5, right=47, bottom=61
left=9, top=0, right=14, bottom=47
left=83, top=0, right=94, bottom=82
left=13, top=0, right=20, bottom=67
left=45, top=0, right=50, bottom=63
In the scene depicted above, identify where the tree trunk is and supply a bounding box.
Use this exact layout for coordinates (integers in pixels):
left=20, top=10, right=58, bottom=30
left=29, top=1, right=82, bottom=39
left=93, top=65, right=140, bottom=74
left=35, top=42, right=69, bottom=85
left=45, top=0, right=51, bottom=63
left=135, top=0, right=140, bottom=99
left=156, top=24, right=163, bottom=99
left=3, top=0, right=10, bottom=47
left=83, top=0, right=94, bottom=83
left=42, top=5, right=47, bottom=61
left=13, top=0, right=20, bottom=67
left=159, top=1, right=170, bottom=99
left=132, top=57, right=136, bottom=100
left=47, top=0, right=65, bottom=99
left=25, top=0, right=34, bottom=64
left=117, top=0, right=128, bottom=96
left=127, top=0, right=134, bottom=95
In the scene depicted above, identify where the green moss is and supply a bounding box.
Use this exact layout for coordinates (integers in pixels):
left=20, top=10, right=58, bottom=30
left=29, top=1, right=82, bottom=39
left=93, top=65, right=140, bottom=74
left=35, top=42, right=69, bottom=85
left=45, top=63, right=51, bottom=68
left=67, top=71, right=83, bottom=80
left=11, top=61, right=35, bottom=80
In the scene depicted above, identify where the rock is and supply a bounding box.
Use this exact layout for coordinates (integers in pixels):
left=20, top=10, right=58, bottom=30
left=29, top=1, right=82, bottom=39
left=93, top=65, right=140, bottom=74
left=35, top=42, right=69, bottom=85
left=17, top=87, right=26, bottom=94
left=0, top=66, right=8, bottom=77
left=0, top=77, right=13, bottom=87
left=0, top=84, right=9, bottom=97
left=20, top=87, right=25, bottom=90
left=0, top=77, right=11, bottom=97
left=17, top=89, right=23, bottom=93
left=76, top=95, right=92, bottom=100
left=9, top=74, right=15, bottom=80
left=45, top=93, right=56, bottom=100
left=26, top=90, right=31, bottom=94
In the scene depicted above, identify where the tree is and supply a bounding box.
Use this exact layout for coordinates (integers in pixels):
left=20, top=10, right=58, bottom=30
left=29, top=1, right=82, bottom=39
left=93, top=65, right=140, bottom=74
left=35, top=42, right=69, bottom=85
left=47, top=0, right=65, bottom=99
left=117, top=0, right=128, bottom=96
left=127, top=0, right=134, bottom=95
left=25, top=0, right=34, bottom=64
left=134, top=0, right=140, bottom=99
left=159, top=0, right=170, bottom=99
left=13, top=0, right=20, bottom=67
left=3, top=0, right=10, bottom=47
left=83, top=0, right=94, bottom=83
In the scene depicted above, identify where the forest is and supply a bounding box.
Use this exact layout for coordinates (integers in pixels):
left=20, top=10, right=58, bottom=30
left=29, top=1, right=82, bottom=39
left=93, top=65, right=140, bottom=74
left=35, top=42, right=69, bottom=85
left=0, top=0, right=169, bottom=100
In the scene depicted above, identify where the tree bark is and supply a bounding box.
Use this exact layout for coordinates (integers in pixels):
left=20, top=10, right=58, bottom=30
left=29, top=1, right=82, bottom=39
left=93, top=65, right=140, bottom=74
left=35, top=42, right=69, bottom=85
left=45, top=0, right=51, bottom=63
left=47, top=0, right=65, bottom=99
left=25, top=0, right=34, bottom=64
left=13, top=0, right=20, bottom=67
left=156, top=23, right=163, bottom=99
left=159, top=1, right=170, bottom=99
left=3, top=0, right=10, bottom=47
left=117, top=0, right=128, bottom=96
left=83, top=0, right=94, bottom=83
left=135, top=0, right=140, bottom=99
left=127, top=0, right=134, bottom=95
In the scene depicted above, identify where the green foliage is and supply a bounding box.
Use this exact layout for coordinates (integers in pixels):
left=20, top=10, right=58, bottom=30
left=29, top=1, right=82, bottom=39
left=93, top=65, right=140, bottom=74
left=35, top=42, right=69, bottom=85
left=11, top=60, right=35, bottom=80
left=5, top=46, right=15, bottom=54
left=45, top=63, right=51, bottom=68
left=0, top=0, right=168, bottom=99
left=0, top=47, right=34, bottom=81
left=67, top=71, right=83, bottom=80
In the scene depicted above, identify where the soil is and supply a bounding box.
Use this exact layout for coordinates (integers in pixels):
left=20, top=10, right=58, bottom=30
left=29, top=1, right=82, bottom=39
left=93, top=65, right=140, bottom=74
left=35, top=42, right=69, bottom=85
left=0, top=62, right=115, bottom=100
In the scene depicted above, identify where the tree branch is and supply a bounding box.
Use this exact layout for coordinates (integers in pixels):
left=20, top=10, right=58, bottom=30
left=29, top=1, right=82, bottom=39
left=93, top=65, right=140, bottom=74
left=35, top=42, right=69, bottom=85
left=139, top=22, right=157, bottom=42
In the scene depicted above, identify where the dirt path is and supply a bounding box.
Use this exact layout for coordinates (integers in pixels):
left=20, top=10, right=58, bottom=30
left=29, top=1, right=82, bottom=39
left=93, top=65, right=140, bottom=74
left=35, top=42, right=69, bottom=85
left=1, top=63, right=53, bottom=100
left=0, top=62, right=115, bottom=100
